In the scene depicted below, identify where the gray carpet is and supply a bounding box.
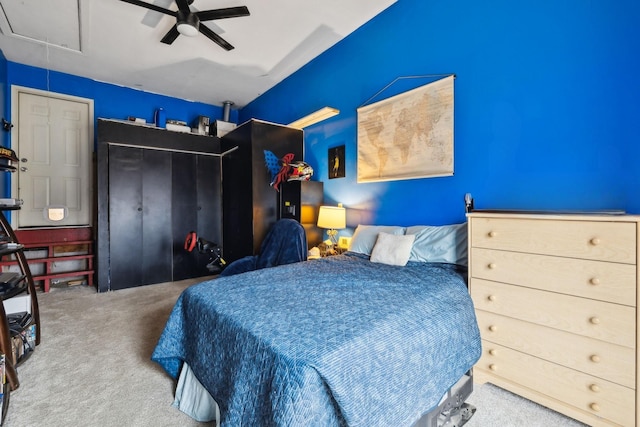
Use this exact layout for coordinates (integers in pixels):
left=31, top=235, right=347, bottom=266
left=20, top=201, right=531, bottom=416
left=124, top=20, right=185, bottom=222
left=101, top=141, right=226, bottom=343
left=4, top=279, right=587, bottom=427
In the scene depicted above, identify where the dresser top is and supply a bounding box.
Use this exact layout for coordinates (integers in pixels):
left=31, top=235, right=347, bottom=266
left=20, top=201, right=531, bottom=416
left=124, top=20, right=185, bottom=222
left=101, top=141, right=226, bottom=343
left=467, top=210, right=640, bottom=222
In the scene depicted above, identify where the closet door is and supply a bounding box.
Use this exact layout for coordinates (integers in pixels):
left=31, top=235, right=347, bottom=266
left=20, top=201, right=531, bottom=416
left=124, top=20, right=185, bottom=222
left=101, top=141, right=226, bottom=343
left=108, top=146, right=172, bottom=290
left=171, top=152, right=197, bottom=280
left=172, top=152, right=222, bottom=280
left=193, top=154, right=222, bottom=274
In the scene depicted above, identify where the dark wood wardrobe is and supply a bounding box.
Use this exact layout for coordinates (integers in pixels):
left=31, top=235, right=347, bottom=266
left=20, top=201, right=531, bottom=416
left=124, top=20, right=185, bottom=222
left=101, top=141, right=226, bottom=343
left=96, top=119, right=222, bottom=292
left=220, top=119, right=305, bottom=264
left=97, top=118, right=323, bottom=291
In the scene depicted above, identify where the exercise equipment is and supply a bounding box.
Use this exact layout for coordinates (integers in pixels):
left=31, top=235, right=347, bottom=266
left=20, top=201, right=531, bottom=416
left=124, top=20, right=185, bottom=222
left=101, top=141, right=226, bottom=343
left=184, top=231, right=226, bottom=274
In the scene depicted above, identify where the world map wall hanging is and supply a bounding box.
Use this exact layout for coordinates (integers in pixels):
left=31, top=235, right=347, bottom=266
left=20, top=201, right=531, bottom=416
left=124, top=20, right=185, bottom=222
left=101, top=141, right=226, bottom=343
left=356, top=74, right=454, bottom=183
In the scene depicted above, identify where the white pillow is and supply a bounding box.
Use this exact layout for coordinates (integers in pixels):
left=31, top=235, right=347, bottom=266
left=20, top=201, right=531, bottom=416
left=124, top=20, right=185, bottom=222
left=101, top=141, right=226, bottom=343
left=405, top=223, right=468, bottom=265
left=370, top=232, right=415, bottom=266
left=348, top=225, right=406, bottom=255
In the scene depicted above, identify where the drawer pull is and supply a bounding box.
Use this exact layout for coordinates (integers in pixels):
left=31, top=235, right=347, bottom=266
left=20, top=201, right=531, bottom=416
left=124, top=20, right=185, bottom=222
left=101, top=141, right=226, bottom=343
left=487, top=231, right=497, bottom=238
left=488, top=349, right=497, bottom=356
left=487, top=294, right=497, bottom=302
left=589, top=316, right=601, bottom=325
left=589, top=403, right=601, bottom=412
left=488, top=325, right=497, bottom=332
left=589, top=277, right=600, bottom=286
left=589, top=354, right=601, bottom=363
left=589, top=384, right=601, bottom=393
left=589, top=237, right=601, bottom=246
left=489, top=364, right=498, bottom=371
left=487, top=263, right=496, bottom=270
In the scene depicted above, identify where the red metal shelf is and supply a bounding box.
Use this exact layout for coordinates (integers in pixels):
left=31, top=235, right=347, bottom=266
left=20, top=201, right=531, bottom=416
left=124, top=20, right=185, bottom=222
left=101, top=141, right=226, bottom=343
left=0, top=228, right=94, bottom=292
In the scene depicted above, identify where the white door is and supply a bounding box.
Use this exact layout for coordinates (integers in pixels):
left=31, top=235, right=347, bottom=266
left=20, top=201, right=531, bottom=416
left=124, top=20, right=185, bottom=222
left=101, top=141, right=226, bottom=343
left=12, top=88, right=93, bottom=228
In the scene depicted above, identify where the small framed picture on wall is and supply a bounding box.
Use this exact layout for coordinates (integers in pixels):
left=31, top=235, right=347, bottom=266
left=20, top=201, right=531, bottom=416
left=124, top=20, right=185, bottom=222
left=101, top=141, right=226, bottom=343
left=328, top=145, right=345, bottom=179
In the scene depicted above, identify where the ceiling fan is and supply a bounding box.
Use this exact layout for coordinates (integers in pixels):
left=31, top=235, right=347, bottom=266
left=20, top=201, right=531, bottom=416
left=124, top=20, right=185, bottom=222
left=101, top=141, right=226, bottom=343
left=120, top=0, right=250, bottom=50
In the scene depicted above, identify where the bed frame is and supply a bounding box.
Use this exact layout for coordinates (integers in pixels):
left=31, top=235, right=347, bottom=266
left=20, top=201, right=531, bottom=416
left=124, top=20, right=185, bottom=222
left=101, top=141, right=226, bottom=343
left=412, top=371, right=475, bottom=427
left=175, top=367, right=476, bottom=427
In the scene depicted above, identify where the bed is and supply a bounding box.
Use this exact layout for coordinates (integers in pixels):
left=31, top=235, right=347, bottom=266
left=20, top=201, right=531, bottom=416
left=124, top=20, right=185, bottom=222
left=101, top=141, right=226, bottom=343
left=152, top=223, right=481, bottom=427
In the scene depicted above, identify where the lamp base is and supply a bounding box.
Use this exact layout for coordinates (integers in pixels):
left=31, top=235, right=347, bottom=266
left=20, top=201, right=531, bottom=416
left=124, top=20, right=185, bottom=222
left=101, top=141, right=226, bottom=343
left=327, top=229, right=338, bottom=246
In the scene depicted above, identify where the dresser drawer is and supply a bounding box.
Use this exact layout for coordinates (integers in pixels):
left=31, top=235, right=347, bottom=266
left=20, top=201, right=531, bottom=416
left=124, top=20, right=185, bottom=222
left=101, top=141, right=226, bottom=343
left=476, top=342, right=635, bottom=427
left=470, top=247, right=636, bottom=305
left=471, top=279, right=636, bottom=348
left=476, top=310, right=635, bottom=388
left=470, top=217, right=636, bottom=264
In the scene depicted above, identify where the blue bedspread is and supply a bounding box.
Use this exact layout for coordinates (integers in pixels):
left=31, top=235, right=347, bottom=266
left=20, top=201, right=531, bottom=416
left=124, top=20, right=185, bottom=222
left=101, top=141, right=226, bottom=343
left=152, top=253, right=481, bottom=427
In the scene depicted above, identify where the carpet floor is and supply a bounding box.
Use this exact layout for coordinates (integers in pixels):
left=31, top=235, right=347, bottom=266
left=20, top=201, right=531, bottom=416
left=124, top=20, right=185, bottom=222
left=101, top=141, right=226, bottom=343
left=4, top=279, right=587, bottom=426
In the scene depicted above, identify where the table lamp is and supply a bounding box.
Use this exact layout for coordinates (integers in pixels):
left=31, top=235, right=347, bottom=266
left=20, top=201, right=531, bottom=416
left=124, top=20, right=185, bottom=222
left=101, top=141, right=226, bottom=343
left=317, top=203, right=346, bottom=246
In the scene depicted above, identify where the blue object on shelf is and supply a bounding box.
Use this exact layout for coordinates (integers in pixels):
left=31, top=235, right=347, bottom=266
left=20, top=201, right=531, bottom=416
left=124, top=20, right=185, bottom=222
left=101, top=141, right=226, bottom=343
left=155, top=108, right=166, bottom=128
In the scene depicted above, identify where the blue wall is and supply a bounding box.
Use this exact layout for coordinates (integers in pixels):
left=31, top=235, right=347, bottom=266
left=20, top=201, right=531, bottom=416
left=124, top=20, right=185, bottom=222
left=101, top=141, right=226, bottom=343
left=5, top=62, right=234, bottom=150
left=1, top=0, right=638, bottom=229
left=240, top=0, right=640, bottom=227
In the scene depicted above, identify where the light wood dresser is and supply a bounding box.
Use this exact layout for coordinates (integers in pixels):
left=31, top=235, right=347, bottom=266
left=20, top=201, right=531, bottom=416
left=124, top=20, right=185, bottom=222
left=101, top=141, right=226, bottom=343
left=467, top=212, right=639, bottom=427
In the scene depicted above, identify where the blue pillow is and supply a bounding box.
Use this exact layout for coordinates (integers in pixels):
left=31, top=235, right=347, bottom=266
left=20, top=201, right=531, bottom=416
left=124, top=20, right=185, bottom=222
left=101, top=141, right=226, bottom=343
left=405, top=223, right=467, bottom=265
left=348, top=225, right=406, bottom=255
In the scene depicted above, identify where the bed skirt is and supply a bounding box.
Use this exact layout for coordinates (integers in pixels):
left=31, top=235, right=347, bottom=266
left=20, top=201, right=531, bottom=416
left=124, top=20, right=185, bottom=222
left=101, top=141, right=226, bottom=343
left=174, top=362, right=219, bottom=425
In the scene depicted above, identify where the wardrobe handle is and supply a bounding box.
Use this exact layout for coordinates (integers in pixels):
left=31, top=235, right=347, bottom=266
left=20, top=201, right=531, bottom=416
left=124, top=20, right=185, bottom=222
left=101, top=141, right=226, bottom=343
left=589, top=277, right=600, bottom=286
left=590, top=354, right=601, bottom=363
left=589, top=237, right=601, bottom=246
left=488, top=263, right=496, bottom=269
left=487, top=294, right=497, bottom=302
left=589, top=316, right=601, bottom=325
left=488, top=325, right=497, bottom=332
left=488, top=231, right=497, bottom=238
left=589, top=403, right=601, bottom=412
left=589, top=384, right=601, bottom=393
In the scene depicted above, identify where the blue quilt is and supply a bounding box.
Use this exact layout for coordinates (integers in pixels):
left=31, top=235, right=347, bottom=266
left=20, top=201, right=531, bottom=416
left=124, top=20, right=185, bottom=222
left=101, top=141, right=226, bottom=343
left=152, top=253, right=481, bottom=427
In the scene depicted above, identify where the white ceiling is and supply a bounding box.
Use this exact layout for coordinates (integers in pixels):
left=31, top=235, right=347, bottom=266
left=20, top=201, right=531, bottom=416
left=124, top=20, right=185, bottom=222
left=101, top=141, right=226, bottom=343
left=0, top=0, right=396, bottom=108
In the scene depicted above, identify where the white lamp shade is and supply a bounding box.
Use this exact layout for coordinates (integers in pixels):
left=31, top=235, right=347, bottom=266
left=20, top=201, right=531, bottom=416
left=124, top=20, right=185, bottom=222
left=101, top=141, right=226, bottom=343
left=317, top=205, right=346, bottom=230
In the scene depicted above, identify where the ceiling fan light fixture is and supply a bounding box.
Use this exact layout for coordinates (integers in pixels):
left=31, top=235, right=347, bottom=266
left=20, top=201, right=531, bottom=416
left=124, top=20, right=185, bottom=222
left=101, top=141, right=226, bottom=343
left=177, top=10, right=199, bottom=37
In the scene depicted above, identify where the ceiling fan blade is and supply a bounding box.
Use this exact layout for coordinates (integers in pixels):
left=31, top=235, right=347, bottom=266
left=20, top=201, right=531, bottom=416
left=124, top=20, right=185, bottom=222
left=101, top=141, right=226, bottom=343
left=141, top=0, right=174, bottom=28
left=199, top=25, right=234, bottom=50
left=197, top=6, right=250, bottom=22
left=175, top=0, right=191, bottom=13
left=120, top=0, right=176, bottom=17
left=160, top=25, right=180, bottom=44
